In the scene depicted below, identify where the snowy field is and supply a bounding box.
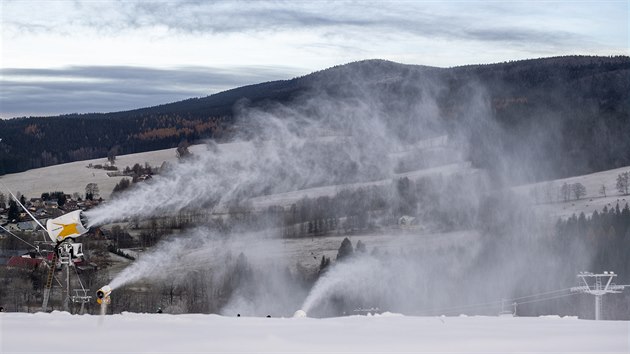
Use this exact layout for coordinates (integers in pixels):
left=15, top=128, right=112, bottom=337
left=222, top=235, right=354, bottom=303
left=2, top=134, right=627, bottom=220
left=0, top=143, right=214, bottom=199
left=0, top=136, right=458, bottom=203
left=249, top=162, right=473, bottom=210
left=515, top=165, right=630, bottom=219
left=176, top=230, right=479, bottom=273
left=1, top=312, right=628, bottom=353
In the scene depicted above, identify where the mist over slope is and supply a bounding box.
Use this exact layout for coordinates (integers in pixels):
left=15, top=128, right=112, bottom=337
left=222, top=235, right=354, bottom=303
left=1, top=55, right=628, bottom=183
left=2, top=56, right=628, bottom=319
left=74, top=55, right=630, bottom=320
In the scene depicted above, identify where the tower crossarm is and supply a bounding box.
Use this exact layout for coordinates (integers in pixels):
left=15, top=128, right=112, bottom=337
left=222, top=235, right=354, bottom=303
left=573, top=272, right=627, bottom=320
left=572, top=274, right=627, bottom=293
left=570, top=285, right=591, bottom=293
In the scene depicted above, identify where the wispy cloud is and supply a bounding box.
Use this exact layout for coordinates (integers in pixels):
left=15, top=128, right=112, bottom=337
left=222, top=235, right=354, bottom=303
left=0, top=65, right=304, bottom=117
left=2, top=1, right=600, bottom=49
left=1, top=0, right=626, bottom=117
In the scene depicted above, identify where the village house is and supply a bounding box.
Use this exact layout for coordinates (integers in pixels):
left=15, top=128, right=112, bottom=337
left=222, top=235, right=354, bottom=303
left=44, top=200, right=58, bottom=209
left=16, top=221, right=37, bottom=231
left=34, top=208, right=48, bottom=218
left=6, top=255, right=45, bottom=269
left=45, top=208, right=64, bottom=218
left=62, top=200, right=79, bottom=211
left=5, top=251, right=55, bottom=270
left=29, top=198, right=44, bottom=208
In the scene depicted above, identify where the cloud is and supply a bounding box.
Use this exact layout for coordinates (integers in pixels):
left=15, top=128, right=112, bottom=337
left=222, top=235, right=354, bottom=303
left=0, top=65, right=304, bottom=117
left=2, top=1, right=625, bottom=117
left=2, top=1, right=597, bottom=49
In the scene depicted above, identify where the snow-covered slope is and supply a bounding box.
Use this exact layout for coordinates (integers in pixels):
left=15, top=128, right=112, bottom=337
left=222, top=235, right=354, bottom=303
left=249, top=162, right=473, bottom=210
left=180, top=230, right=478, bottom=272
left=3, top=131, right=626, bottom=221
left=514, top=165, right=630, bottom=219
left=0, top=135, right=463, bottom=204
left=1, top=312, right=627, bottom=353
left=0, top=143, right=230, bottom=199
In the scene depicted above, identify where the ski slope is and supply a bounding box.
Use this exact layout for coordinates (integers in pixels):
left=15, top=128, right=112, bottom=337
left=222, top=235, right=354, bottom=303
left=1, top=312, right=628, bottom=353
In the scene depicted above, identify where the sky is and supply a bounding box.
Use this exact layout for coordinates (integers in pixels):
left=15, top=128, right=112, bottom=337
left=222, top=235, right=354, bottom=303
left=0, top=0, right=628, bottom=118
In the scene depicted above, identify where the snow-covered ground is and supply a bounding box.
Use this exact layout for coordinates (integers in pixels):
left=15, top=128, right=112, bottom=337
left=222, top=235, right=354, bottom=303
left=249, top=162, right=473, bottom=210
left=0, top=136, right=458, bottom=202
left=2, top=133, right=627, bottom=220
left=0, top=144, right=208, bottom=199
left=0, top=142, right=249, bottom=199
left=1, top=312, right=628, bottom=353
left=180, top=230, right=478, bottom=272
left=515, top=165, right=630, bottom=219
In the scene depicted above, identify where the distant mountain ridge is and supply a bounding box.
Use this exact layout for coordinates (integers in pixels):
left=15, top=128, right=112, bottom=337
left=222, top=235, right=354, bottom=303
left=0, top=55, right=628, bottom=180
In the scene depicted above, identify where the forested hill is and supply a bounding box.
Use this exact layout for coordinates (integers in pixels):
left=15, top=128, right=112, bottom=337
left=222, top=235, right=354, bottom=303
left=0, top=55, right=628, bottom=181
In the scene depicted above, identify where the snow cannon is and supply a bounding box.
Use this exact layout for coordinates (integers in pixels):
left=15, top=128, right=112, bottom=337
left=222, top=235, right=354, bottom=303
left=293, top=310, right=307, bottom=318
left=96, top=285, right=112, bottom=305
left=45, top=210, right=90, bottom=244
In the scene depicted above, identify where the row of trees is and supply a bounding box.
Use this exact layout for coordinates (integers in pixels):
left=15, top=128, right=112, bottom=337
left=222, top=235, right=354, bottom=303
left=0, top=113, right=224, bottom=175
left=39, top=191, right=73, bottom=207
left=530, top=170, right=630, bottom=205
left=559, top=182, right=587, bottom=201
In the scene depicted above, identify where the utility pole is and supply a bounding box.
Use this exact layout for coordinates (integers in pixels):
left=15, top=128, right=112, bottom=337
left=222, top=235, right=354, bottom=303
left=571, top=271, right=626, bottom=320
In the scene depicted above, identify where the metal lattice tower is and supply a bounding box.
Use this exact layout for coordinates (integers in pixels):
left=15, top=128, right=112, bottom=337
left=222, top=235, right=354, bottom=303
left=42, top=241, right=84, bottom=312
left=571, top=271, right=626, bottom=320
left=58, top=243, right=73, bottom=312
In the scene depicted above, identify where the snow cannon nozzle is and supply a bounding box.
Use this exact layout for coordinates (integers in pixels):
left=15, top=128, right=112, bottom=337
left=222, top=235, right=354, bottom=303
left=79, top=211, right=89, bottom=230
left=96, top=285, right=112, bottom=304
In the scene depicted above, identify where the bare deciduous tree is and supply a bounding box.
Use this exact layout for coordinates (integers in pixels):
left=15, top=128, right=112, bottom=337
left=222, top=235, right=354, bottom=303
left=85, top=183, right=100, bottom=199
left=176, top=141, right=192, bottom=161
left=107, top=145, right=119, bottom=165
left=572, top=183, right=587, bottom=200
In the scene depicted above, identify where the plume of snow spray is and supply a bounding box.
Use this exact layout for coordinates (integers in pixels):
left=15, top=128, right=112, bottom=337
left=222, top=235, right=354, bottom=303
left=85, top=92, right=411, bottom=226
left=301, top=256, right=385, bottom=314
left=82, top=63, right=594, bottom=317
left=108, top=228, right=226, bottom=289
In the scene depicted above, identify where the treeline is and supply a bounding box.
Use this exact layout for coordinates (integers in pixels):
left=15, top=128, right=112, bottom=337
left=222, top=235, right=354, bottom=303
left=450, top=56, right=630, bottom=183
left=0, top=74, right=303, bottom=175
left=555, top=203, right=630, bottom=281
left=0, top=114, right=226, bottom=175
